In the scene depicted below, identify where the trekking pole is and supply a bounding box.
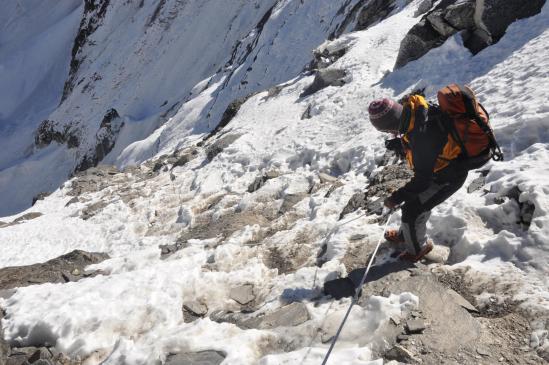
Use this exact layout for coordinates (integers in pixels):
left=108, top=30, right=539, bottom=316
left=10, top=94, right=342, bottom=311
left=320, top=209, right=396, bottom=365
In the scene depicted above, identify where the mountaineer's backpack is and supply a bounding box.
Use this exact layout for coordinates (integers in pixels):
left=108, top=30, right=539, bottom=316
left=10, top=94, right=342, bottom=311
left=435, top=83, right=504, bottom=170
left=398, top=84, right=503, bottom=173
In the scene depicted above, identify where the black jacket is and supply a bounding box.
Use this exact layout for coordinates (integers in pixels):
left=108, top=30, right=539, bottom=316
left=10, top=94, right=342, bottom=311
left=390, top=106, right=465, bottom=205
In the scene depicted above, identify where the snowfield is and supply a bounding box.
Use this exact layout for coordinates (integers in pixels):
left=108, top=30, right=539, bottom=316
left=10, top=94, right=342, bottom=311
left=1, top=0, right=548, bottom=364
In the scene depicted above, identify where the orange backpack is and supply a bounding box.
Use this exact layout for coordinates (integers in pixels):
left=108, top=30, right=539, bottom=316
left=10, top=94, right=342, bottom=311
left=436, top=84, right=503, bottom=169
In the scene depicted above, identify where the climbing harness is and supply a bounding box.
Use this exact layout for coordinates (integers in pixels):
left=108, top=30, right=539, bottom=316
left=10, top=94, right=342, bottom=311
left=320, top=210, right=395, bottom=365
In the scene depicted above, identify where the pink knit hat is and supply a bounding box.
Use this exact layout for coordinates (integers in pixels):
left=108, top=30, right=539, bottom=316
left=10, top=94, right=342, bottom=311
left=368, top=98, right=403, bottom=132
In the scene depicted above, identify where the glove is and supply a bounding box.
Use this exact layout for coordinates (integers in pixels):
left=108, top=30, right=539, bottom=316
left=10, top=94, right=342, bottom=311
left=385, top=138, right=404, bottom=157
left=384, top=196, right=398, bottom=209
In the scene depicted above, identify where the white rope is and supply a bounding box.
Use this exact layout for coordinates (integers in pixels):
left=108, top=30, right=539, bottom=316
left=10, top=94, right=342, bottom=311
left=320, top=212, right=394, bottom=365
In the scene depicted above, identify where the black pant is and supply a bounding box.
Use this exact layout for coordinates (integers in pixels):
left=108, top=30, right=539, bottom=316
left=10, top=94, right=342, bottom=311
left=400, top=172, right=468, bottom=254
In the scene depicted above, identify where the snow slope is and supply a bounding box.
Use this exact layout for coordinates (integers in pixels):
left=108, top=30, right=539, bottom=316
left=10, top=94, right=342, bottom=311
left=1, top=0, right=549, bottom=364
left=0, top=0, right=367, bottom=216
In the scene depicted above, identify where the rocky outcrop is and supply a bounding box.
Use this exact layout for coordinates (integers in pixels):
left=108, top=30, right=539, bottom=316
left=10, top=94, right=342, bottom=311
left=0, top=213, right=43, bottom=229
left=62, top=0, right=111, bottom=101
left=203, top=94, right=255, bottom=142
left=355, top=0, right=400, bottom=31
left=34, top=120, right=79, bottom=149
left=395, top=0, right=546, bottom=69
left=0, top=250, right=108, bottom=290
left=340, top=163, right=413, bottom=219
left=395, top=0, right=475, bottom=69
left=76, top=109, right=123, bottom=172
left=301, top=68, right=347, bottom=97
left=205, top=134, right=242, bottom=162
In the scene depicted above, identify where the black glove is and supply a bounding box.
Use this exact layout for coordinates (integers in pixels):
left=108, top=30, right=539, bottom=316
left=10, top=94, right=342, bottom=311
left=385, top=138, right=404, bottom=157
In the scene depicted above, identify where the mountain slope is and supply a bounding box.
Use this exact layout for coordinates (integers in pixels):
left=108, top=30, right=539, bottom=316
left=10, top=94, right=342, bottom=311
left=1, top=0, right=548, bottom=364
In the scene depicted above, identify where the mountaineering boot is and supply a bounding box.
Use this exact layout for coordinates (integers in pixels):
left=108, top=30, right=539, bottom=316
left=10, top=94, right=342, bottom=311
left=384, top=229, right=405, bottom=244
left=398, top=240, right=434, bottom=262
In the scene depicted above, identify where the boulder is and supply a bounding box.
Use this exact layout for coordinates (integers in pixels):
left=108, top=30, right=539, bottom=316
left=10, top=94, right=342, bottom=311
left=384, top=345, right=416, bottom=363
left=0, top=250, right=109, bottom=290
left=481, top=0, right=546, bottom=44
left=229, top=284, right=255, bottom=306
left=183, top=301, right=208, bottom=323
left=300, top=69, right=347, bottom=97
left=395, top=0, right=546, bottom=68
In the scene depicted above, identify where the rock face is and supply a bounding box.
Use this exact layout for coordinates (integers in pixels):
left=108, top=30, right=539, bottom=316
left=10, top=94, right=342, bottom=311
left=76, top=108, right=123, bottom=172
left=395, top=0, right=546, bottom=69
left=34, top=120, right=79, bottom=149
left=355, top=0, right=399, bottom=31
left=0, top=250, right=109, bottom=290
left=395, top=0, right=475, bottom=69
left=62, top=0, right=111, bottom=101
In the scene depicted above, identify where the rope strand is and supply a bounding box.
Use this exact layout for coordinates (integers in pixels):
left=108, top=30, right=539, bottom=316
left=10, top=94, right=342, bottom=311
left=320, top=212, right=394, bottom=365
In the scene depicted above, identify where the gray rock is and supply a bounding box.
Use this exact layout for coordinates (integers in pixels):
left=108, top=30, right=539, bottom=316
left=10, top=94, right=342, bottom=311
left=247, top=171, right=280, bottom=193
left=80, top=200, right=109, bottom=220
left=301, top=69, right=346, bottom=97
left=384, top=345, right=416, bottom=363
left=75, top=109, right=123, bottom=173
left=318, top=172, right=338, bottom=184
left=64, top=197, right=79, bottom=207
left=406, top=319, right=427, bottom=334
left=183, top=301, right=208, bottom=317
left=165, top=351, right=225, bottom=365
left=415, top=0, right=434, bottom=17
left=243, top=302, right=310, bottom=329
left=278, top=193, right=306, bottom=215
left=34, top=119, right=79, bottom=150
left=32, top=192, right=51, bottom=206
left=476, top=345, right=491, bottom=356
left=1, top=212, right=44, bottom=229
left=447, top=288, right=478, bottom=313
left=397, top=334, right=410, bottom=342
left=396, top=0, right=546, bottom=68
left=159, top=242, right=186, bottom=258
left=28, top=347, right=53, bottom=362
left=481, top=0, right=546, bottom=44
left=356, top=0, right=398, bottom=31
left=230, top=284, right=255, bottom=305
left=205, top=134, right=242, bottom=162
left=14, top=212, right=43, bottom=223
left=203, top=94, right=255, bottom=141
left=467, top=175, right=486, bottom=193
left=0, top=250, right=109, bottom=290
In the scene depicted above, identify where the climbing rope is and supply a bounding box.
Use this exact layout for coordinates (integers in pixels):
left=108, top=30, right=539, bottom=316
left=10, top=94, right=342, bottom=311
left=320, top=211, right=395, bottom=365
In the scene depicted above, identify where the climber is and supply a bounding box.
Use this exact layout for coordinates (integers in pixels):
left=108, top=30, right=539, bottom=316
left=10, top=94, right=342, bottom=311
left=367, top=85, right=502, bottom=262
